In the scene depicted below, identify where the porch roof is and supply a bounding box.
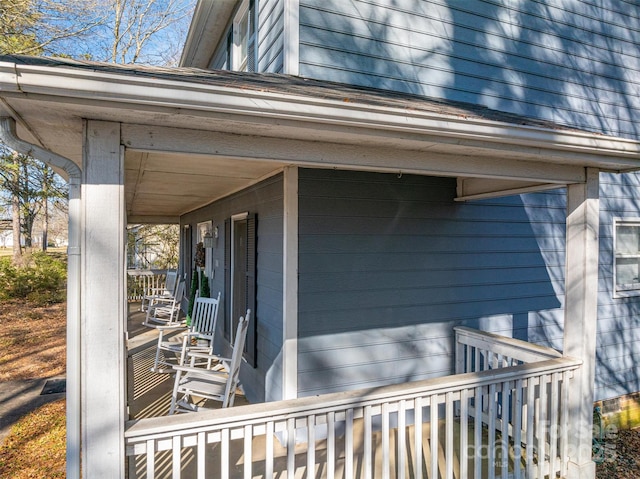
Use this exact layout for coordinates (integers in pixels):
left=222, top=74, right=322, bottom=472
left=1, top=55, right=639, bottom=222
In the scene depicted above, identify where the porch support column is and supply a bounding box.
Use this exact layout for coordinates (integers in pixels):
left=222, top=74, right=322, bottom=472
left=282, top=166, right=298, bottom=399
left=81, top=120, right=126, bottom=477
left=564, top=167, right=599, bottom=479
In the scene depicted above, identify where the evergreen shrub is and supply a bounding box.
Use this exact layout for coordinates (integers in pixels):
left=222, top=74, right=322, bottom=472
left=0, top=252, right=67, bottom=304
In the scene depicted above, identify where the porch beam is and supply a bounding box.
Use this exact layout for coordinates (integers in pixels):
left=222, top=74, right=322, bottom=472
left=455, top=178, right=565, bottom=201
left=121, top=125, right=586, bottom=184
left=127, top=215, right=179, bottom=224
left=563, top=167, right=599, bottom=479
left=81, top=120, right=126, bottom=478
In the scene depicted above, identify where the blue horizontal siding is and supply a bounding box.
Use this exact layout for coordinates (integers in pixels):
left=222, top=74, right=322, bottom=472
left=297, top=168, right=566, bottom=396
left=594, top=172, right=640, bottom=400
left=297, top=169, right=640, bottom=401
left=258, top=0, right=285, bottom=72
left=298, top=0, right=640, bottom=139
left=298, top=322, right=455, bottom=394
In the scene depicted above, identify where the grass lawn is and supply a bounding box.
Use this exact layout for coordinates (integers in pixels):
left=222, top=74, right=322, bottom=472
left=0, top=301, right=66, bottom=381
left=0, top=400, right=66, bottom=478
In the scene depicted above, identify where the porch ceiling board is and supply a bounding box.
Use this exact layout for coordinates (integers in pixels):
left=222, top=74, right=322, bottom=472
left=124, top=149, right=286, bottom=217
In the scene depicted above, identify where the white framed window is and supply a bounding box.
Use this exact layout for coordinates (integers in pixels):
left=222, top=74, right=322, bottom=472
left=229, top=0, right=257, bottom=72
left=613, top=218, right=640, bottom=297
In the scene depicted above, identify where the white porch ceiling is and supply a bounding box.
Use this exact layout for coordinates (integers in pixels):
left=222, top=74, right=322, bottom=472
left=125, top=150, right=285, bottom=221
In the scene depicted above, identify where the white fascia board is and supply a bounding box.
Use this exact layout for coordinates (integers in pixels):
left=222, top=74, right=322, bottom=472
left=180, top=0, right=238, bottom=68
left=1, top=60, right=640, bottom=166
left=455, top=178, right=564, bottom=201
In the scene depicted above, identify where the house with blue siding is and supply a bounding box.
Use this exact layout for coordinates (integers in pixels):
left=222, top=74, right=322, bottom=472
left=183, top=0, right=640, bottom=413
left=1, top=0, right=640, bottom=477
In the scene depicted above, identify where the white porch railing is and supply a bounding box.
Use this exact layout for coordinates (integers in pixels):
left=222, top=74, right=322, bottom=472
left=127, top=269, right=170, bottom=302
left=454, top=326, right=562, bottom=373
left=125, top=329, right=581, bottom=479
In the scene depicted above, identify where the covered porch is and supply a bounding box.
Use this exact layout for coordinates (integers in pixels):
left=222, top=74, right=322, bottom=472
left=2, top=56, right=639, bottom=478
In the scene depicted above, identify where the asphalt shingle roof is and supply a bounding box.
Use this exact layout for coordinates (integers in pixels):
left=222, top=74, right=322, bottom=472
left=1, top=54, right=580, bottom=133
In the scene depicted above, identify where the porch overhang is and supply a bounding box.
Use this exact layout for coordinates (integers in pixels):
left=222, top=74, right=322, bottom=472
left=1, top=55, right=640, bottom=222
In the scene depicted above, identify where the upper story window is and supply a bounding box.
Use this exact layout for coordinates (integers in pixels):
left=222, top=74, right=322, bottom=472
left=614, top=218, right=640, bottom=297
left=229, top=0, right=256, bottom=72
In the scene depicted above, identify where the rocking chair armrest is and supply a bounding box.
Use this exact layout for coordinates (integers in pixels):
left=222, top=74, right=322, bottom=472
left=187, top=351, right=230, bottom=362
left=147, top=287, right=169, bottom=293
left=171, top=365, right=228, bottom=379
left=183, top=332, right=209, bottom=339
left=142, top=321, right=186, bottom=331
left=149, top=297, right=176, bottom=305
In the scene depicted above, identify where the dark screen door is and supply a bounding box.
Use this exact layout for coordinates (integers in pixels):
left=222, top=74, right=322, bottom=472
left=231, top=217, right=248, bottom=339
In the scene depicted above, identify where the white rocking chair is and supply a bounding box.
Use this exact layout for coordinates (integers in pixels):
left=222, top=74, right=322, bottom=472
left=149, top=293, right=221, bottom=373
left=169, top=310, right=250, bottom=414
left=143, top=279, right=185, bottom=327
left=141, top=270, right=178, bottom=312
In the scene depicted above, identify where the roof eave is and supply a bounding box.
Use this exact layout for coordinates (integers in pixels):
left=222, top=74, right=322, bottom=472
left=179, top=0, right=238, bottom=68
left=1, top=59, right=639, bottom=172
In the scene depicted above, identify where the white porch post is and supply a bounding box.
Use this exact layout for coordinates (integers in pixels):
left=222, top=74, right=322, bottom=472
left=282, top=166, right=298, bottom=399
left=563, top=167, right=599, bottom=479
left=81, top=120, right=126, bottom=477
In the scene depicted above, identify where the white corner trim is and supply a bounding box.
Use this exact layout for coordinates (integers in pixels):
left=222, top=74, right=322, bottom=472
left=283, top=0, right=300, bottom=75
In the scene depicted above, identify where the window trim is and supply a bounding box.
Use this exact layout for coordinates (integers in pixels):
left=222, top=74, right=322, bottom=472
left=230, top=0, right=257, bottom=72
left=613, top=217, right=640, bottom=298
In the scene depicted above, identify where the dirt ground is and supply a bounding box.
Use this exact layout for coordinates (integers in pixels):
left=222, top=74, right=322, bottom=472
left=595, top=428, right=640, bottom=478
left=0, top=300, right=66, bottom=381
left=0, top=300, right=66, bottom=478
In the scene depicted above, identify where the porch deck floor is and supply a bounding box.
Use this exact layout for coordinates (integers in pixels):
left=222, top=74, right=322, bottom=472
left=127, top=306, right=527, bottom=479
left=127, top=303, right=249, bottom=421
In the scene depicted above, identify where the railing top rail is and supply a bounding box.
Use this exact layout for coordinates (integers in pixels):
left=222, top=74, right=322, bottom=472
left=454, top=325, right=562, bottom=361
left=125, top=356, right=581, bottom=441
left=127, top=268, right=170, bottom=276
